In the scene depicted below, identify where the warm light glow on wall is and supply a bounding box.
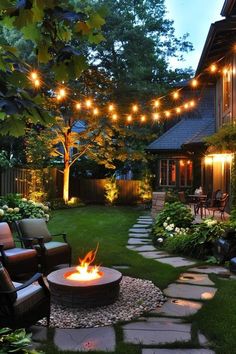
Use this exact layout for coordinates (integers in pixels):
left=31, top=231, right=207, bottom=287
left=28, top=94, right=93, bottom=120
left=204, top=154, right=233, bottom=165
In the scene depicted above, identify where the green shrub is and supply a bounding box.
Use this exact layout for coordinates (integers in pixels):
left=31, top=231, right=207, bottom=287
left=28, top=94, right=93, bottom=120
left=164, top=218, right=226, bottom=259
left=104, top=175, right=119, bottom=205
left=0, top=327, right=43, bottom=353
left=0, top=194, right=50, bottom=223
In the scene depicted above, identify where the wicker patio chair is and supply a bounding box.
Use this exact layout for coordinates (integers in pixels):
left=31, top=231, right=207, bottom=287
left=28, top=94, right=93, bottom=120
left=16, top=218, right=71, bottom=274
left=0, top=262, right=50, bottom=329
left=0, top=222, right=38, bottom=280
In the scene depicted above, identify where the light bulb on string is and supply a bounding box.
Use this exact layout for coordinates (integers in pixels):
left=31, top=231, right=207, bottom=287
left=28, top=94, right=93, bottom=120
left=56, top=88, right=66, bottom=101
left=108, top=104, right=114, bottom=112
left=140, top=115, right=146, bottom=122
left=191, top=78, right=198, bottom=88
left=153, top=113, right=160, bottom=121
left=93, top=108, right=99, bottom=116
left=30, top=71, right=38, bottom=81
left=34, top=79, right=40, bottom=88
left=172, top=91, right=179, bottom=99
left=176, top=107, right=181, bottom=114
left=132, top=104, right=138, bottom=113
left=165, top=111, right=170, bottom=118
left=75, top=102, right=81, bottom=110
left=85, top=99, right=92, bottom=108
left=112, top=113, right=118, bottom=121
left=127, top=115, right=132, bottom=123
left=190, top=100, right=195, bottom=107
left=210, top=64, right=217, bottom=73
left=153, top=100, right=160, bottom=108
left=184, top=102, right=189, bottom=109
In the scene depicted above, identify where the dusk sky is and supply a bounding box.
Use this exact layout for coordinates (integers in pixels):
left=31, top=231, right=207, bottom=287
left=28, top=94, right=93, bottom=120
left=165, top=0, right=224, bottom=72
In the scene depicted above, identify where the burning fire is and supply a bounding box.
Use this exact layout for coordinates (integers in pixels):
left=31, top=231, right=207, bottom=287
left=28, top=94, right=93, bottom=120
left=65, top=246, right=102, bottom=281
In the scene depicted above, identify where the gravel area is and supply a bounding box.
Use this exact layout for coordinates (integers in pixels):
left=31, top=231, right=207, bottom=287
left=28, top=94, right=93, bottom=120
left=39, top=276, right=165, bottom=329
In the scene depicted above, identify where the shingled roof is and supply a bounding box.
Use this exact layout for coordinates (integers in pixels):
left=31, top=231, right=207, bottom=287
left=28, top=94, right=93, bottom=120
left=147, top=117, right=215, bottom=152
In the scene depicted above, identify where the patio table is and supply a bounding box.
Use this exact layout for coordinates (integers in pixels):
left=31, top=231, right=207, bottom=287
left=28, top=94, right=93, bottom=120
left=188, top=194, right=207, bottom=218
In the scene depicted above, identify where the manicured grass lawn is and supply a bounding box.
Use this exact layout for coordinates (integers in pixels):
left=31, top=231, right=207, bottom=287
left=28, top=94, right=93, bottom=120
left=38, top=206, right=236, bottom=354
left=48, top=205, right=180, bottom=290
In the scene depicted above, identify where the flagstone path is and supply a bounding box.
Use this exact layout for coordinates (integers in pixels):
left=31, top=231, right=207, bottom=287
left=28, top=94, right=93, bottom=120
left=32, top=214, right=230, bottom=353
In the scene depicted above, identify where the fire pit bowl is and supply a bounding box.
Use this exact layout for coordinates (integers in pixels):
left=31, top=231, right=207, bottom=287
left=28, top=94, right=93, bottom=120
left=47, top=266, right=122, bottom=308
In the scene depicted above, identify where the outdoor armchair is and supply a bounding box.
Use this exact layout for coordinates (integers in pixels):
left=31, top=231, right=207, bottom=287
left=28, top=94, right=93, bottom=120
left=16, top=218, right=71, bottom=274
left=0, top=222, right=38, bottom=280
left=0, top=262, right=50, bottom=329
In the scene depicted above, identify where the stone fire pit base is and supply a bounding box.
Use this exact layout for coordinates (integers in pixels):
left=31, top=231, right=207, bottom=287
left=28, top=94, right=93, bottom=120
left=39, top=276, right=165, bottom=328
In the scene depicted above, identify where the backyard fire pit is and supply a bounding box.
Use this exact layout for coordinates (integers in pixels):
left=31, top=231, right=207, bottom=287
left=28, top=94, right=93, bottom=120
left=47, top=248, right=122, bottom=308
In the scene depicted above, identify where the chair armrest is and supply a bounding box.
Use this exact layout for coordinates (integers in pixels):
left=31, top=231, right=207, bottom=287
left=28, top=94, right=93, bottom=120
left=52, top=233, right=68, bottom=243
left=17, top=236, right=35, bottom=248
left=0, top=273, right=43, bottom=294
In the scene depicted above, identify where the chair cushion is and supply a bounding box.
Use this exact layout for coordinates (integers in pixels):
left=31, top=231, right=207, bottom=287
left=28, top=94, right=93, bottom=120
left=0, top=262, right=16, bottom=302
left=13, top=281, right=45, bottom=316
left=4, top=248, right=37, bottom=263
left=0, top=222, right=15, bottom=249
left=19, top=219, right=52, bottom=243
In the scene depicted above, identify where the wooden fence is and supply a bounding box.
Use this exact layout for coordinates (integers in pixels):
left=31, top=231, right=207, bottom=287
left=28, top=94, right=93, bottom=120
left=0, top=168, right=141, bottom=204
left=72, top=179, right=141, bottom=204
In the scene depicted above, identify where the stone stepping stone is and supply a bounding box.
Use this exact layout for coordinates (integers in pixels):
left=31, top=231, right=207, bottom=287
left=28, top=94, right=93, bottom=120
left=129, top=233, right=150, bottom=238
left=177, top=273, right=215, bottom=286
left=138, top=216, right=152, bottom=219
left=156, top=257, right=196, bottom=267
left=198, top=331, right=210, bottom=347
left=152, top=298, right=203, bottom=317
left=53, top=327, right=116, bottom=352
left=123, top=317, right=191, bottom=345
left=164, top=283, right=217, bottom=300
left=126, top=245, right=137, bottom=250
left=129, top=228, right=151, bottom=233
left=138, top=251, right=170, bottom=259
left=128, top=238, right=150, bottom=245
left=188, top=265, right=228, bottom=275
left=131, top=245, right=156, bottom=252
left=137, top=221, right=153, bottom=225
left=142, top=349, right=215, bottom=354
left=132, top=224, right=151, bottom=229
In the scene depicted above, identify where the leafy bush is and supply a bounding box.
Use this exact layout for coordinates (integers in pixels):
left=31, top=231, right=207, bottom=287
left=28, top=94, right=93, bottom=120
left=164, top=218, right=226, bottom=259
left=104, top=176, right=119, bottom=205
left=0, top=194, right=50, bottom=223
left=139, top=170, right=153, bottom=203
left=0, top=327, right=42, bottom=353
left=153, top=202, right=193, bottom=229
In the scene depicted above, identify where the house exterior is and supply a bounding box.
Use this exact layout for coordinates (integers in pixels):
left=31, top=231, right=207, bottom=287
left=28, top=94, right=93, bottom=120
left=147, top=0, right=236, bottom=200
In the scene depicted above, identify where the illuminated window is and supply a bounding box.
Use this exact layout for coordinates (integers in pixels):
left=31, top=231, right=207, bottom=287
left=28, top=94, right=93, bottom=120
left=223, top=65, right=231, bottom=114
left=160, top=159, right=176, bottom=186
left=179, top=160, right=193, bottom=187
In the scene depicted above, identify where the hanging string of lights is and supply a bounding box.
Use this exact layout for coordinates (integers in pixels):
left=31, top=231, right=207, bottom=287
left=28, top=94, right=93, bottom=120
left=27, top=54, right=226, bottom=124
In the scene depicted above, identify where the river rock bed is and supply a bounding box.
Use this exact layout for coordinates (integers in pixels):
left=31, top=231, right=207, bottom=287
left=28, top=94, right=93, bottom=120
left=39, top=276, right=165, bottom=328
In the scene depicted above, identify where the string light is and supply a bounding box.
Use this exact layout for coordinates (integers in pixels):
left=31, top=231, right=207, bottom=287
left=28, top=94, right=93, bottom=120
left=34, top=79, right=40, bottom=88
left=153, top=113, right=160, bottom=121
left=141, top=115, right=146, bottom=122
left=173, top=91, right=179, bottom=99
left=165, top=111, right=170, bottom=118
left=210, top=64, right=217, bottom=73
left=108, top=104, right=114, bottom=112
left=132, top=104, right=138, bottom=112
left=153, top=100, right=160, bottom=108
left=127, top=115, right=132, bottom=122
left=56, top=88, right=66, bottom=100
left=190, top=100, right=195, bottom=107
left=184, top=103, right=189, bottom=109
left=75, top=102, right=81, bottom=110
left=112, top=113, right=118, bottom=121
left=93, top=108, right=99, bottom=115
left=191, top=79, right=198, bottom=87
left=176, top=107, right=181, bottom=114
left=30, top=71, right=38, bottom=80
left=85, top=99, right=92, bottom=108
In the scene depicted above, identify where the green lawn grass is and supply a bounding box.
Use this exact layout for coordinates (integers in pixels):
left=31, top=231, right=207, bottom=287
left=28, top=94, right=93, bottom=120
left=37, top=206, right=236, bottom=354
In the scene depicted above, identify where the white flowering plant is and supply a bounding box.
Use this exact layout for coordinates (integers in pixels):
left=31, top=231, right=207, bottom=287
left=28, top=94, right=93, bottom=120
left=0, top=194, right=50, bottom=223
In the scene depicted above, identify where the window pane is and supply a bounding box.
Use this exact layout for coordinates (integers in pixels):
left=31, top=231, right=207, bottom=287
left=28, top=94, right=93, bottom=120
left=223, top=66, right=231, bottom=113
left=160, top=160, right=167, bottom=185
left=180, top=160, right=186, bottom=186
left=168, top=160, right=176, bottom=185
left=186, top=160, right=193, bottom=186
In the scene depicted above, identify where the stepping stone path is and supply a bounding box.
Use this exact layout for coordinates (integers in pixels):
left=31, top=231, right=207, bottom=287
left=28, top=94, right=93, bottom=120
left=124, top=214, right=222, bottom=353
left=32, top=214, right=226, bottom=352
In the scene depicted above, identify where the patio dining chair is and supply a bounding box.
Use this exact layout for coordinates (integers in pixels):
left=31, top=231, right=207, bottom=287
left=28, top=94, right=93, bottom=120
left=0, top=262, right=50, bottom=329
left=206, top=193, right=229, bottom=220
left=16, top=218, right=72, bottom=274
left=0, top=222, right=38, bottom=280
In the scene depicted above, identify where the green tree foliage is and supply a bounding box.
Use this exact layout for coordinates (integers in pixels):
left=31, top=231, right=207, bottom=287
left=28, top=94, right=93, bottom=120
left=0, top=0, right=106, bottom=136
left=139, top=170, right=153, bottom=203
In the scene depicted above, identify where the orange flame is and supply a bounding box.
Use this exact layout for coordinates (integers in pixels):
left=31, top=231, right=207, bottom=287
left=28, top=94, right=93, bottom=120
left=66, top=245, right=101, bottom=281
